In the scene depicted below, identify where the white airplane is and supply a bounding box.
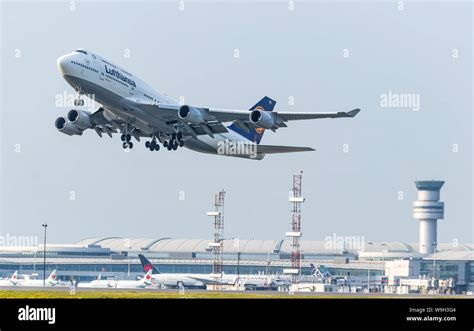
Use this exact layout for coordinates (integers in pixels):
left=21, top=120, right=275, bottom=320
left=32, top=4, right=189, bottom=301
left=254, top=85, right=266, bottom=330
left=77, top=273, right=110, bottom=289
left=0, top=271, right=19, bottom=286
left=139, top=254, right=290, bottom=290
left=20, top=270, right=63, bottom=287
left=108, top=269, right=153, bottom=289
left=55, top=49, right=360, bottom=160
left=234, top=274, right=291, bottom=290
left=138, top=254, right=209, bottom=288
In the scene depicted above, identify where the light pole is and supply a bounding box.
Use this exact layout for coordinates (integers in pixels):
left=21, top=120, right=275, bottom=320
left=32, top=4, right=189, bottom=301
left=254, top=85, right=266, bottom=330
left=432, top=241, right=437, bottom=281
left=380, top=243, right=387, bottom=293
left=367, top=242, right=373, bottom=293
left=42, top=222, right=48, bottom=287
left=237, top=251, right=241, bottom=278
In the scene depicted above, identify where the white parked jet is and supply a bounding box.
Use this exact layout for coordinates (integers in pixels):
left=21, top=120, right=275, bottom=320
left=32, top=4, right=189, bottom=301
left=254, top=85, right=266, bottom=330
left=55, top=49, right=360, bottom=160
left=139, top=254, right=209, bottom=288
left=108, top=269, right=153, bottom=289
left=0, top=271, right=19, bottom=286
left=77, top=273, right=110, bottom=289
left=139, top=254, right=290, bottom=290
left=19, top=270, right=63, bottom=287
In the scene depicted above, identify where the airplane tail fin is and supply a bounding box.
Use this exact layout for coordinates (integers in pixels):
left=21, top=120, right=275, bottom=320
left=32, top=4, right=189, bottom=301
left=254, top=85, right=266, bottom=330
left=228, top=96, right=276, bottom=144
left=47, top=269, right=57, bottom=283
left=312, top=264, right=332, bottom=278
left=138, top=254, right=160, bottom=274
left=97, top=273, right=102, bottom=281
left=142, top=269, right=153, bottom=285
left=310, top=263, right=317, bottom=276
left=10, top=270, right=18, bottom=283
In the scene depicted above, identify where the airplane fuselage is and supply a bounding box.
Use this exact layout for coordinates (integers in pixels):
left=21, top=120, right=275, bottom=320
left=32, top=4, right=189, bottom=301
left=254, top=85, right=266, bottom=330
left=57, top=50, right=262, bottom=159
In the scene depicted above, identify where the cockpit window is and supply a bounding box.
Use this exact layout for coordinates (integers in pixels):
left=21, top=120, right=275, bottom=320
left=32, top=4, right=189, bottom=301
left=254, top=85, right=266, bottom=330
left=75, top=49, right=88, bottom=55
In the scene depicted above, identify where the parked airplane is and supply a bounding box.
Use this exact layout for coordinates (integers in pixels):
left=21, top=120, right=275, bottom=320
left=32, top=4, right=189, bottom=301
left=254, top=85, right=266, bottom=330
left=308, top=263, right=386, bottom=288
left=0, top=271, right=19, bottom=286
left=139, top=254, right=290, bottom=290
left=139, top=254, right=209, bottom=288
left=55, top=49, right=360, bottom=160
left=19, top=270, right=63, bottom=287
left=77, top=273, right=110, bottom=288
left=108, top=269, right=153, bottom=289
left=234, top=274, right=291, bottom=290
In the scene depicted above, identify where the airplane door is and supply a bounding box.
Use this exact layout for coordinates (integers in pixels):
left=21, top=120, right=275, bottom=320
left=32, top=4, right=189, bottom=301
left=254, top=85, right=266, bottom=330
left=92, top=54, right=105, bottom=81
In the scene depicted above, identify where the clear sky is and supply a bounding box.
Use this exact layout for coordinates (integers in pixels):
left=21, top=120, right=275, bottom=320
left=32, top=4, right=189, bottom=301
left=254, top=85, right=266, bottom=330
left=0, top=0, right=472, bottom=245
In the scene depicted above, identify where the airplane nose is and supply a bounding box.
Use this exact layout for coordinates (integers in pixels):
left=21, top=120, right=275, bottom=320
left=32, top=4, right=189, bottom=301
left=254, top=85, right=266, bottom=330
left=56, top=54, right=69, bottom=75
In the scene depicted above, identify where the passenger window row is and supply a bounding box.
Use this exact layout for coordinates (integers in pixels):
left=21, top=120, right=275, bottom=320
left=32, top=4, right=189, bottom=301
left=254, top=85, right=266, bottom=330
left=71, top=60, right=98, bottom=73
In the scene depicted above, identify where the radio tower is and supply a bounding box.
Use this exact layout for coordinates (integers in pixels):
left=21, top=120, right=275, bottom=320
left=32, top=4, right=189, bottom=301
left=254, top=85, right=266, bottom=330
left=286, top=171, right=305, bottom=283
left=207, top=189, right=226, bottom=280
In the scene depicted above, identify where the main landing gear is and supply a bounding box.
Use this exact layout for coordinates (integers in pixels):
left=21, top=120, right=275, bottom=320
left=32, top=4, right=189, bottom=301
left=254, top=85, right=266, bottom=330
left=121, top=134, right=133, bottom=149
left=121, top=123, right=134, bottom=149
left=164, top=133, right=184, bottom=151
left=145, top=132, right=185, bottom=152
left=145, top=136, right=160, bottom=151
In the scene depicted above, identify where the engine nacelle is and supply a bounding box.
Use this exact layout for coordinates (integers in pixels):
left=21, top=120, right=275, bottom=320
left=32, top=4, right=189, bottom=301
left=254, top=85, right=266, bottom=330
left=55, top=117, right=83, bottom=136
left=178, top=105, right=205, bottom=125
left=249, top=109, right=276, bottom=129
left=67, top=109, right=92, bottom=130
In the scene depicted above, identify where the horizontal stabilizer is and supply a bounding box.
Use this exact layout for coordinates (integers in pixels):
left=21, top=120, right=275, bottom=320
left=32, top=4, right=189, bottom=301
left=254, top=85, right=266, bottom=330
left=257, top=145, right=315, bottom=154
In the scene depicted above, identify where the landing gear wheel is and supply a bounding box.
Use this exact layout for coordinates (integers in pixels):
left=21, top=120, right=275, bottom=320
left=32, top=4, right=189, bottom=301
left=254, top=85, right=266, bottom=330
left=145, top=141, right=151, bottom=148
left=121, top=135, right=126, bottom=142
left=74, top=99, right=84, bottom=106
left=167, top=143, right=172, bottom=151
left=154, top=144, right=160, bottom=151
left=122, top=142, right=128, bottom=149
left=172, top=142, right=178, bottom=151
left=163, top=141, right=168, bottom=148
left=177, top=132, right=183, bottom=141
left=126, top=134, right=132, bottom=142
left=179, top=140, right=184, bottom=147
left=128, top=142, right=133, bottom=149
left=171, top=133, right=177, bottom=140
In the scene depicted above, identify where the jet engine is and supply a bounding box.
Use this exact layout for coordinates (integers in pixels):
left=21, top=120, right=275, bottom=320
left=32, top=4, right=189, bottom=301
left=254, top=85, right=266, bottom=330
left=249, top=109, right=276, bottom=129
left=67, top=109, right=92, bottom=130
left=178, top=105, right=205, bottom=125
left=55, top=117, right=82, bottom=136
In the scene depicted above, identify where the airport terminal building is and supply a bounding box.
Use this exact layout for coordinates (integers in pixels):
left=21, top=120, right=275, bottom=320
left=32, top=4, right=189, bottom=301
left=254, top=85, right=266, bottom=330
left=0, top=237, right=473, bottom=292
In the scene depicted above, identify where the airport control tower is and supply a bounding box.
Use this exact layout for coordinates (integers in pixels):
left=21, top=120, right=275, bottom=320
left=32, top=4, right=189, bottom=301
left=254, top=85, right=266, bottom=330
left=413, top=181, right=445, bottom=255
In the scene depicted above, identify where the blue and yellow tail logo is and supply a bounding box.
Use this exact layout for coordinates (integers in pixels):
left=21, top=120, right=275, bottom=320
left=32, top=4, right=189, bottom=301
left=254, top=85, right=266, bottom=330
left=228, top=96, right=276, bottom=144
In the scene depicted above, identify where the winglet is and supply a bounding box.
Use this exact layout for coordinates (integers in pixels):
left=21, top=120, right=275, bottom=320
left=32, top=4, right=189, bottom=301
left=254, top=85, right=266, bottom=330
left=346, top=108, right=361, bottom=117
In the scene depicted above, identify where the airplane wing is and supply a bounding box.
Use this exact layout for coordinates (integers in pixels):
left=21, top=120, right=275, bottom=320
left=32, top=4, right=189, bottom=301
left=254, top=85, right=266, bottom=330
left=186, top=276, right=233, bottom=285
left=89, top=108, right=150, bottom=140
left=124, top=97, right=360, bottom=136
left=122, top=99, right=229, bottom=138
left=257, top=145, right=315, bottom=154
left=57, top=107, right=149, bottom=140
left=204, top=108, right=360, bottom=123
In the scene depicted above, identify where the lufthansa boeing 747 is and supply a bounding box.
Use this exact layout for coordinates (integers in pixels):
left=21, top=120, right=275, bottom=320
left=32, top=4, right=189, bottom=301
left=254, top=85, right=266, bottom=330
left=55, top=49, right=360, bottom=160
